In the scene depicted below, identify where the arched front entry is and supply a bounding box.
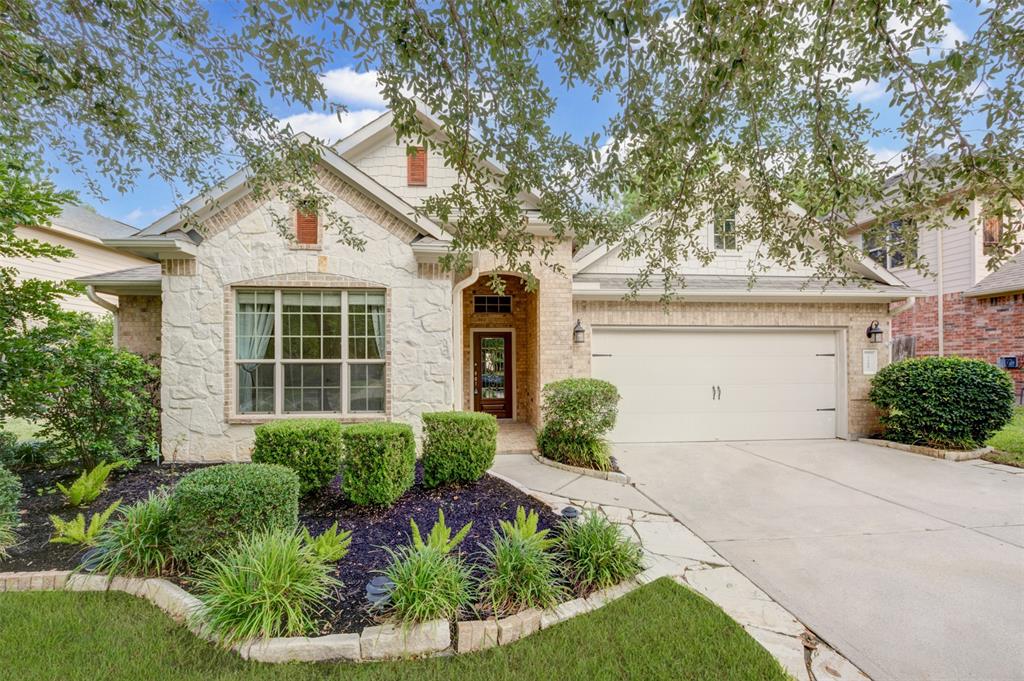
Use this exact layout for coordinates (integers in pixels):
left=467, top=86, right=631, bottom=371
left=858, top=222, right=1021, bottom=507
left=459, top=273, right=540, bottom=424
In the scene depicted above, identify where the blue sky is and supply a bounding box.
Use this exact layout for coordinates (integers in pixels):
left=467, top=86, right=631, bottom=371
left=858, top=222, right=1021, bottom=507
left=52, top=1, right=985, bottom=229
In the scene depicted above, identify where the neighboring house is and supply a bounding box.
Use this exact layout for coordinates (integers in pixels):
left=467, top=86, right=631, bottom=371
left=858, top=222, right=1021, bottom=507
left=80, top=104, right=916, bottom=462
left=848, top=203, right=1024, bottom=401
left=2, top=204, right=153, bottom=315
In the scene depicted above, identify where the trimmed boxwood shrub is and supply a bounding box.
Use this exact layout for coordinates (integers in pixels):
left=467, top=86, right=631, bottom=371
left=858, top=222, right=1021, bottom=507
left=340, top=422, right=415, bottom=506
left=421, top=411, right=497, bottom=487
left=869, top=356, right=1015, bottom=449
left=537, top=378, right=620, bottom=471
left=168, top=463, right=299, bottom=563
left=251, top=419, right=343, bottom=495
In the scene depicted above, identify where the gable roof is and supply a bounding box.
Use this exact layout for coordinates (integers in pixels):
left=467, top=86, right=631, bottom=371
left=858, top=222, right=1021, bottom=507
left=134, top=133, right=446, bottom=242
left=964, top=253, right=1024, bottom=298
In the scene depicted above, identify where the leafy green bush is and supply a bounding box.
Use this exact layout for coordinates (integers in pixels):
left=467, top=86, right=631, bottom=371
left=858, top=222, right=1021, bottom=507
left=480, top=507, right=566, bottom=616
left=340, top=422, right=415, bottom=506
left=0, top=464, right=21, bottom=559
left=49, top=500, right=121, bottom=546
left=558, top=511, right=643, bottom=593
left=251, top=419, right=343, bottom=495
left=380, top=510, right=474, bottom=623
left=37, top=331, right=159, bottom=469
left=56, top=460, right=127, bottom=506
left=421, top=411, right=498, bottom=487
left=193, top=528, right=340, bottom=644
left=869, top=356, right=1016, bottom=449
left=168, top=464, right=299, bottom=564
left=92, top=491, right=174, bottom=576
left=538, top=378, right=620, bottom=471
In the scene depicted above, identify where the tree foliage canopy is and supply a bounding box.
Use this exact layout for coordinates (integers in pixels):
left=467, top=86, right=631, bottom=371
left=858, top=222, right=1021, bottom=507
left=3, top=0, right=1021, bottom=292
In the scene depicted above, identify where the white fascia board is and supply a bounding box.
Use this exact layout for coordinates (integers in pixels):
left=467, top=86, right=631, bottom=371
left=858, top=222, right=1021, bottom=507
left=102, top=238, right=197, bottom=260
left=571, top=284, right=921, bottom=303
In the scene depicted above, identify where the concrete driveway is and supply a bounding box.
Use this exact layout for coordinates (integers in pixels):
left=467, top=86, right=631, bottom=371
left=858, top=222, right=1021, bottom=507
left=614, top=439, right=1024, bottom=681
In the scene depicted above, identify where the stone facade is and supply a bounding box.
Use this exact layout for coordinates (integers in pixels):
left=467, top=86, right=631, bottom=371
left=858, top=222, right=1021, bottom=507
left=570, top=299, right=891, bottom=438
left=891, top=292, right=1024, bottom=399
left=159, top=179, right=453, bottom=462
left=116, top=295, right=162, bottom=359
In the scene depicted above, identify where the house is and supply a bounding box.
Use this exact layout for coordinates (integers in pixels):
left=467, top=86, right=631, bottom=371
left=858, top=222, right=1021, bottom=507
left=2, top=203, right=154, bottom=316
left=848, top=203, right=1024, bottom=401
left=80, top=104, right=917, bottom=462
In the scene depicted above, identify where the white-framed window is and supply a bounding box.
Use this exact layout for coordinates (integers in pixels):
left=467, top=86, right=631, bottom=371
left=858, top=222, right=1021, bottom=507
left=234, top=289, right=386, bottom=415
left=864, top=219, right=916, bottom=269
left=713, top=212, right=738, bottom=251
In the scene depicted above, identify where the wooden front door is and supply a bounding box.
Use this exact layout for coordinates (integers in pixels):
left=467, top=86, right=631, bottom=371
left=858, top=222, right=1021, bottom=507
left=474, top=332, right=513, bottom=418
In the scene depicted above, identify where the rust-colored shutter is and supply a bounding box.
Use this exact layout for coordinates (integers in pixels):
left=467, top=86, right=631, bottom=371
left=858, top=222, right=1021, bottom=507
left=296, top=210, right=318, bottom=244
left=407, top=146, right=427, bottom=186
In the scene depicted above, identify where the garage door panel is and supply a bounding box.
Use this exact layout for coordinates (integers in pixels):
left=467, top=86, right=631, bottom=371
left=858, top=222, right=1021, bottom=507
left=592, top=328, right=839, bottom=442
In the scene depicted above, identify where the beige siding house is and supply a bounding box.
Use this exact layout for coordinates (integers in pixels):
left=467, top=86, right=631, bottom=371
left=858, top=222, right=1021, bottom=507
left=82, top=104, right=917, bottom=462
left=2, top=204, right=153, bottom=315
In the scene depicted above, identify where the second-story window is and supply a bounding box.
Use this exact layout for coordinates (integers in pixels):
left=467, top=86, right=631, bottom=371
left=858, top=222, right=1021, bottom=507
left=407, top=146, right=427, bottom=186
left=714, top=212, right=737, bottom=251
left=864, top=219, right=915, bottom=269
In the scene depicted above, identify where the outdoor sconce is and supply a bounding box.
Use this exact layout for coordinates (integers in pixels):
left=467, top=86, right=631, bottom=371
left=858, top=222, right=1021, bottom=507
left=573, top=319, right=586, bottom=344
left=866, top=320, right=883, bottom=344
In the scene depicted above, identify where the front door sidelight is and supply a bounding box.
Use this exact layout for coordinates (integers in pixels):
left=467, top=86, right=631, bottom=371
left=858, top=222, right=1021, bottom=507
left=474, top=332, right=512, bottom=418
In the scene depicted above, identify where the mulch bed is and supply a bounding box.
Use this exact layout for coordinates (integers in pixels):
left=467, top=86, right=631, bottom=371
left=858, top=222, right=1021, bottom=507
left=4, top=461, right=562, bottom=634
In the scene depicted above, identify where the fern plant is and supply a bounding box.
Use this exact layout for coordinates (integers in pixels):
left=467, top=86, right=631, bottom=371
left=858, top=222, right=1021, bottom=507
left=299, top=522, right=352, bottom=563
left=409, top=508, right=471, bottom=553
left=480, top=507, right=566, bottom=616
left=56, top=461, right=127, bottom=506
left=50, top=500, right=121, bottom=546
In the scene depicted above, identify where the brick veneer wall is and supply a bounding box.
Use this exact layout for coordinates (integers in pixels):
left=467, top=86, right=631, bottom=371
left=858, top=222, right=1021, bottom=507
left=892, top=293, right=1024, bottom=400
left=461, top=275, right=539, bottom=423
left=117, top=295, right=162, bottom=359
left=570, top=299, right=892, bottom=438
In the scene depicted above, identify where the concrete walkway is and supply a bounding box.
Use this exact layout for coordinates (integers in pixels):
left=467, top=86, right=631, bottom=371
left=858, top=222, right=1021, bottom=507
left=612, top=439, right=1024, bottom=681
left=490, top=454, right=869, bottom=681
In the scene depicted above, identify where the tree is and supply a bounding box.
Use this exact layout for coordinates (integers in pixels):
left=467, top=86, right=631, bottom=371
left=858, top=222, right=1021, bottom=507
left=2, top=0, right=1020, bottom=296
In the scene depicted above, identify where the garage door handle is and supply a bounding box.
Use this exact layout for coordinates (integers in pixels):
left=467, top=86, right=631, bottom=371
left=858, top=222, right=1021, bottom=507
left=592, top=353, right=612, bottom=357
left=817, top=408, right=836, bottom=412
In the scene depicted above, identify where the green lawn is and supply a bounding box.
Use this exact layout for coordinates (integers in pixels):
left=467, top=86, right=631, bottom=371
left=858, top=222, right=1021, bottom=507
left=985, top=407, right=1024, bottom=467
left=0, top=417, right=42, bottom=441
left=0, top=578, right=787, bottom=681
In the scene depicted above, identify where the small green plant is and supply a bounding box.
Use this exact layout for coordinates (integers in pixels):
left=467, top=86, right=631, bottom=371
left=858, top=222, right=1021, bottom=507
left=340, top=422, right=416, bottom=506
left=410, top=508, right=472, bottom=553
left=168, top=463, right=299, bottom=564
left=480, top=506, right=566, bottom=616
left=92, top=491, right=174, bottom=576
left=299, top=522, right=352, bottom=563
left=0, top=464, right=19, bottom=559
left=252, top=419, right=343, bottom=495
left=56, top=460, right=127, bottom=506
left=193, top=529, right=340, bottom=644
left=49, top=500, right=121, bottom=546
left=538, top=378, right=620, bottom=471
left=558, top=511, right=643, bottom=593
left=421, top=411, right=498, bottom=487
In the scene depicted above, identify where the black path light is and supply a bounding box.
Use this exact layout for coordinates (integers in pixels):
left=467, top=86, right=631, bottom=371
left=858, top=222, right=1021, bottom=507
left=560, top=505, right=581, bottom=520
left=366, top=576, right=394, bottom=607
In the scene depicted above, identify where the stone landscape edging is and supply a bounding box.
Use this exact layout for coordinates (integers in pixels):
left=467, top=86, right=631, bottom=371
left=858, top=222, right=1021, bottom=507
left=530, top=450, right=630, bottom=483
left=0, top=567, right=654, bottom=664
left=858, top=437, right=992, bottom=462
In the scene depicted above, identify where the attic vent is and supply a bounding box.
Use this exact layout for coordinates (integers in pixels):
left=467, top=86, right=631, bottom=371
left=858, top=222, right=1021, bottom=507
left=407, top=146, right=427, bottom=186
left=295, top=209, right=318, bottom=245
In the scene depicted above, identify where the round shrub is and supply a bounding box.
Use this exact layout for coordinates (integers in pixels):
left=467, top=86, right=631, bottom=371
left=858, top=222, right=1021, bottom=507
left=0, top=464, right=21, bottom=526
left=168, top=463, right=299, bottom=564
left=869, top=356, right=1015, bottom=449
left=538, top=378, right=620, bottom=470
left=421, top=411, right=498, bottom=488
left=340, top=422, right=415, bottom=506
left=252, top=419, right=343, bottom=495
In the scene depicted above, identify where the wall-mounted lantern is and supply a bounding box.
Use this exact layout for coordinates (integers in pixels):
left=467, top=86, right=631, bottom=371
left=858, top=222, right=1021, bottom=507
left=573, top=319, right=586, bottom=344
left=866, top=320, right=883, bottom=344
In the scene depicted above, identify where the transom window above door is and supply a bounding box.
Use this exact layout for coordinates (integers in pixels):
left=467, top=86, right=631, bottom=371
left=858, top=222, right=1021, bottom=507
left=235, top=289, right=386, bottom=415
left=474, top=295, right=512, bottom=313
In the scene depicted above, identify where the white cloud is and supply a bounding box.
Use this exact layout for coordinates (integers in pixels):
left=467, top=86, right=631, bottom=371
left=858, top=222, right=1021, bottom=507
left=320, top=68, right=386, bottom=108
left=278, top=109, right=385, bottom=143
left=870, top=145, right=904, bottom=168
left=849, top=79, right=887, bottom=103
left=120, top=205, right=169, bottom=227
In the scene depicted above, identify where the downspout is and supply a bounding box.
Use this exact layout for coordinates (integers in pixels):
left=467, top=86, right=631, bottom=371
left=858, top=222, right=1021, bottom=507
left=451, top=258, right=481, bottom=411
left=936, top=228, right=945, bottom=356
left=86, top=285, right=120, bottom=349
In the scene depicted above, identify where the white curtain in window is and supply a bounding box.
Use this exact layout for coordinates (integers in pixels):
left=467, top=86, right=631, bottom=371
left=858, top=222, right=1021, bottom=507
left=369, top=300, right=385, bottom=359
left=238, top=299, right=275, bottom=409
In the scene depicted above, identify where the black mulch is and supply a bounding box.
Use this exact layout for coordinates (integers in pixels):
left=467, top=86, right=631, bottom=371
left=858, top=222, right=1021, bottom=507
left=4, top=462, right=562, bottom=634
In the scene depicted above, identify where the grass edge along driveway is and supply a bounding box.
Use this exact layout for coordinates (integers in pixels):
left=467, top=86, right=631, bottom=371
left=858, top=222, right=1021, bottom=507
left=0, top=577, right=788, bottom=681
left=985, top=406, right=1024, bottom=467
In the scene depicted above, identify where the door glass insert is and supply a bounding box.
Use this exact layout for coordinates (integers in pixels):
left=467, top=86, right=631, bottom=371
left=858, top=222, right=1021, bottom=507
left=480, top=337, right=506, bottom=399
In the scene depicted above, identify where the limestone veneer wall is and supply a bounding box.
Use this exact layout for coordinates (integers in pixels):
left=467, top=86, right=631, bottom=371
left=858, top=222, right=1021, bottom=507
left=570, top=299, right=891, bottom=438
left=160, top=176, right=453, bottom=462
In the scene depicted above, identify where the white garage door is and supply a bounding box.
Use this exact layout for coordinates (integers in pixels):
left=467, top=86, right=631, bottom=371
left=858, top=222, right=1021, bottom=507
left=592, top=328, right=838, bottom=442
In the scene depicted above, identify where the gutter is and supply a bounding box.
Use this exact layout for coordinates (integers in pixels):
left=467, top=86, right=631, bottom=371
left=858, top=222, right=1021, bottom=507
left=451, top=257, right=481, bottom=411
left=86, top=285, right=120, bottom=349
